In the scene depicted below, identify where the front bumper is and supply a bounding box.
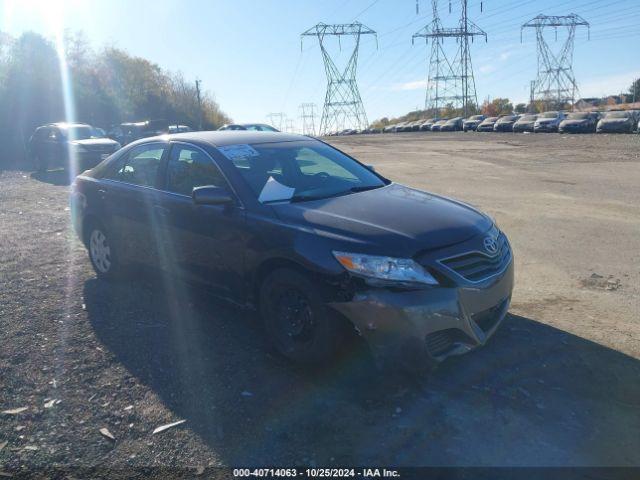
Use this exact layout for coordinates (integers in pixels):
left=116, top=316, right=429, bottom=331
left=559, top=124, right=593, bottom=133
left=534, top=123, right=557, bottom=132
left=329, top=260, right=514, bottom=369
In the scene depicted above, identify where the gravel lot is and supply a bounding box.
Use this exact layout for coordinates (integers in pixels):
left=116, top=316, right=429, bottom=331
left=1, top=132, right=639, bottom=472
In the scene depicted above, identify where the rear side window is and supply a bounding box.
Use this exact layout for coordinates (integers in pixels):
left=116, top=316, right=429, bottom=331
left=104, top=143, right=165, bottom=187
left=165, top=144, right=226, bottom=196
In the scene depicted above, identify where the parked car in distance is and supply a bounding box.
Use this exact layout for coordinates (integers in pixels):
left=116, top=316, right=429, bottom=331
left=108, top=120, right=169, bottom=146
left=493, top=115, right=519, bottom=132
left=391, top=122, right=409, bottom=133
left=218, top=123, right=279, bottom=132
left=534, top=111, right=566, bottom=133
left=28, top=122, right=121, bottom=172
left=430, top=119, right=449, bottom=132
left=637, top=119, right=640, bottom=133
left=397, top=121, right=415, bottom=132
left=410, top=120, right=425, bottom=132
left=462, top=115, right=485, bottom=132
left=558, top=112, right=599, bottom=134
left=383, top=124, right=396, bottom=133
left=596, top=111, right=638, bottom=134
left=168, top=125, right=193, bottom=134
left=71, top=131, right=513, bottom=371
left=440, top=117, right=464, bottom=132
left=512, top=114, right=538, bottom=133
left=420, top=118, right=438, bottom=131
left=477, top=117, right=499, bottom=132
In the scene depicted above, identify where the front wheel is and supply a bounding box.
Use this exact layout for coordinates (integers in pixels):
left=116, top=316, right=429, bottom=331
left=87, top=222, right=122, bottom=280
left=260, top=268, right=343, bottom=365
left=33, top=154, right=47, bottom=172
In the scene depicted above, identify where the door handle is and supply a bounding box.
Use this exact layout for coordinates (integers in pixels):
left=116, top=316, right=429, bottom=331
left=98, top=188, right=108, bottom=199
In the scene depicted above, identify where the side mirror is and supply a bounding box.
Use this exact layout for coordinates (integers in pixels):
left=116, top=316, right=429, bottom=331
left=366, top=164, right=376, bottom=172
left=192, top=186, right=234, bottom=206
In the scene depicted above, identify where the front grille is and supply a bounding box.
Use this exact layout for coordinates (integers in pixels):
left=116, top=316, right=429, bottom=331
left=439, top=234, right=511, bottom=283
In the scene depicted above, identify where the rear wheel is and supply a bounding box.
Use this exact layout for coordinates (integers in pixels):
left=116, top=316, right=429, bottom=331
left=87, top=222, right=122, bottom=280
left=260, top=268, right=342, bottom=365
left=34, top=154, right=47, bottom=172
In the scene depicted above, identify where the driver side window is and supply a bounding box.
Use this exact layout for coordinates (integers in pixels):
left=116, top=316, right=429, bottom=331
left=165, top=144, right=226, bottom=196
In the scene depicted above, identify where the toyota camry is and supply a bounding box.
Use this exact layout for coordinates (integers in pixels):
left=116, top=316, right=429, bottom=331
left=70, top=131, right=514, bottom=371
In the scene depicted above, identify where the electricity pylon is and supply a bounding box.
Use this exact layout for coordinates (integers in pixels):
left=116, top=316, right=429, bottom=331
left=299, top=103, right=318, bottom=136
left=412, top=0, right=486, bottom=117
left=301, top=22, right=377, bottom=135
left=521, top=14, right=590, bottom=109
left=266, top=112, right=285, bottom=131
left=285, top=119, right=296, bottom=133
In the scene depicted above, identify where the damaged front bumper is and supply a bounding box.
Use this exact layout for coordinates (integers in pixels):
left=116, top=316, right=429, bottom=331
left=329, top=261, right=514, bottom=369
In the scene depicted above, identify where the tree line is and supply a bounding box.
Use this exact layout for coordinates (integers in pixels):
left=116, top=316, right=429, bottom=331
left=0, top=31, right=230, bottom=166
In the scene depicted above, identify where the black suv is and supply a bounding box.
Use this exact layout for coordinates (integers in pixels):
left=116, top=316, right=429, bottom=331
left=28, top=123, right=121, bottom=172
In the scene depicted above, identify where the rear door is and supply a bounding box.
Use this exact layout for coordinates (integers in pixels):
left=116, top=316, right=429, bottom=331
left=154, top=142, right=247, bottom=297
left=99, top=142, right=168, bottom=265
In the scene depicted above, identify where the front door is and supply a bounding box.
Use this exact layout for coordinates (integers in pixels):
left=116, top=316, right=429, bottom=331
left=155, top=142, right=246, bottom=298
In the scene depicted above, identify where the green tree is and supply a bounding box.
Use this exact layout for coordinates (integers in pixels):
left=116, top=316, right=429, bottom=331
left=0, top=31, right=231, bottom=167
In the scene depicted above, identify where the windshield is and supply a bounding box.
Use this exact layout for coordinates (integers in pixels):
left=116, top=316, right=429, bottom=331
left=484, top=117, right=498, bottom=122
left=470, top=115, right=483, bottom=120
left=499, top=116, right=517, bottom=122
left=541, top=112, right=559, bottom=118
left=567, top=113, right=590, bottom=120
left=520, top=115, right=537, bottom=121
left=61, top=125, right=98, bottom=140
left=605, top=111, right=630, bottom=119
left=245, top=124, right=278, bottom=132
left=221, top=140, right=386, bottom=203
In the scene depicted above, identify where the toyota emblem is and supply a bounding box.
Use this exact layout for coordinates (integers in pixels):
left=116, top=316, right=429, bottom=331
left=483, top=236, right=498, bottom=255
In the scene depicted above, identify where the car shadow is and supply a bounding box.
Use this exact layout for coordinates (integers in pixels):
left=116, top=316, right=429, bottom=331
left=30, top=169, right=72, bottom=186
left=83, top=275, right=640, bottom=466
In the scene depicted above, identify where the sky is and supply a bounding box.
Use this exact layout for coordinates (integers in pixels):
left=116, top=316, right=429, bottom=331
left=1, top=0, right=639, bottom=128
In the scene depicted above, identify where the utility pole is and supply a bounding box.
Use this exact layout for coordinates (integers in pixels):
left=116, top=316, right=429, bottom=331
left=266, top=112, right=285, bottom=131
left=299, top=103, right=318, bottom=136
left=195, top=79, right=203, bottom=130
left=301, top=22, right=377, bottom=135
left=521, top=14, right=589, bottom=110
left=413, top=0, right=486, bottom=118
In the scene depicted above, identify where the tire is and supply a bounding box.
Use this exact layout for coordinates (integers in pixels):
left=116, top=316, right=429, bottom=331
left=34, top=154, right=47, bottom=173
left=86, top=221, right=122, bottom=280
left=260, top=268, right=342, bottom=365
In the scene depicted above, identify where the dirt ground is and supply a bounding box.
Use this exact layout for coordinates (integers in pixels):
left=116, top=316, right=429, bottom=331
left=1, top=132, right=639, bottom=472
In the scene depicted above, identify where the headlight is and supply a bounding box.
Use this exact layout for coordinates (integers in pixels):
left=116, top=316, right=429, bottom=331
left=332, top=251, right=439, bottom=286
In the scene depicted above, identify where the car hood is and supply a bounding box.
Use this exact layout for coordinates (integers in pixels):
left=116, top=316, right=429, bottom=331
left=271, top=183, right=492, bottom=257
left=600, top=118, right=631, bottom=124
left=562, top=119, right=590, bottom=125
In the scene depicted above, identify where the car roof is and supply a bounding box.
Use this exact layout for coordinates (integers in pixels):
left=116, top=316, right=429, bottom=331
left=137, top=130, right=310, bottom=148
